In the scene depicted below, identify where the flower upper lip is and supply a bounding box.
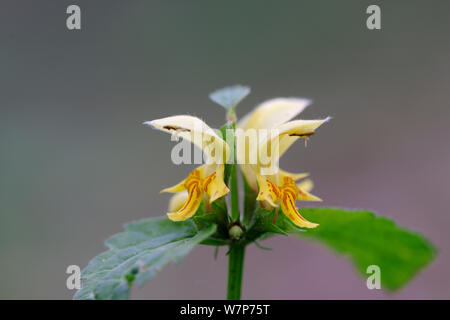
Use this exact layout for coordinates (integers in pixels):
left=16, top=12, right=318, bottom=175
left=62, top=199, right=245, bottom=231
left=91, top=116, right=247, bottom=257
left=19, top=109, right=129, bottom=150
left=145, top=115, right=231, bottom=165
left=144, top=115, right=231, bottom=221
left=236, top=98, right=330, bottom=191
left=236, top=97, right=330, bottom=228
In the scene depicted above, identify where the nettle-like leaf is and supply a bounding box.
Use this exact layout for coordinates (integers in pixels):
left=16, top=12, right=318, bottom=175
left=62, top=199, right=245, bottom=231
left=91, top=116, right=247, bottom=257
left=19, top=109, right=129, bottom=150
left=74, top=218, right=216, bottom=300
left=209, top=85, right=250, bottom=112
left=254, top=207, right=436, bottom=291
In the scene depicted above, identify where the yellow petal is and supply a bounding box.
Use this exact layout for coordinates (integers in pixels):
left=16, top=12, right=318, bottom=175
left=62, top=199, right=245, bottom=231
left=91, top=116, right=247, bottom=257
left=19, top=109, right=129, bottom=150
left=160, top=178, right=187, bottom=193
left=160, top=166, right=203, bottom=193
left=202, top=164, right=230, bottom=203
left=278, top=169, right=309, bottom=182
left=278, top=118, right=331, bottom=137
left=238, top=98, right=311, bottom=131
left=280, top=191, right=318, bottom=228
left=253, top=168, right=308, bottom=187
left=296, top=179, right=314, bottom=192
left=296, top=178, right=322, bottom=201
left=275, top=116, right=328, bottom=158
left=258, top=118, right=330, bottom=174
left=167, top=183, right=203, bottom=221
left=168, top=191, right=189, bottom=212
left=298, top=188, right=323, bottom=202
left=145, top=115, right=230, bottom=164
left=237, top=98, right=311, bottom=189
left=256, top=175, right=280, bottom=207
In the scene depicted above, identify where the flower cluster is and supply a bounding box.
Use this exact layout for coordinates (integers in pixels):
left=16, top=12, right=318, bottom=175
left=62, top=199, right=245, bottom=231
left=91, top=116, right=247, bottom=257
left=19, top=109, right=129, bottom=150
left=145, top=94, right=329, bottom=229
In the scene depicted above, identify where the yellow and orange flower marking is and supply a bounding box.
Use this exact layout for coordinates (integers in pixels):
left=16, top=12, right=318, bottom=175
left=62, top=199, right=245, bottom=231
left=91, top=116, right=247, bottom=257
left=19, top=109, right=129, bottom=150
left=257, top=175, right=321, bottom=229
left=161, top=165, right=229, bottom=221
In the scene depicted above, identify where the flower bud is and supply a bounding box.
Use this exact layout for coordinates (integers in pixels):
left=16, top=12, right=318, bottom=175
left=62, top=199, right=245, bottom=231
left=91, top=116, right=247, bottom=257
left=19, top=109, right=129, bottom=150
left=229, top=224, right=244, bottom=240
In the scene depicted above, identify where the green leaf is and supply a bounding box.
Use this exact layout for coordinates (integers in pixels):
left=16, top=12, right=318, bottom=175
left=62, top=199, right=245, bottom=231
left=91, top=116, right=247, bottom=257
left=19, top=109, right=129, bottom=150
left=298, top=207, right=436, bottom=290
left=74, top=217, right=217, bottom=300
left=209, top=85, right=250, bottom=112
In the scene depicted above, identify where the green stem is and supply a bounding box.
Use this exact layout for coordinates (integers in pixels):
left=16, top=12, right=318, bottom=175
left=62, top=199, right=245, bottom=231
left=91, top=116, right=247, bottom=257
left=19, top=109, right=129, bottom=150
left=227, top=243, right=245, bottom=300
left=229, top=122, right=240, bottom=222
left=226, top=121, right=245, bottom=299
left=230, top=165, right=240, bottom=221
left=242, top=172, right=257, bottom=226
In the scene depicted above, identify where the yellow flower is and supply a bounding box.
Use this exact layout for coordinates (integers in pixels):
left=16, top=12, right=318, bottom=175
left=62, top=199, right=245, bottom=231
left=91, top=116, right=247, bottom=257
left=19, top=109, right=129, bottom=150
left=236, top=98, right=329, bottom=228
left=256, top=174, right=321, bottom=228
left=146, top=116, right=230, bottom=221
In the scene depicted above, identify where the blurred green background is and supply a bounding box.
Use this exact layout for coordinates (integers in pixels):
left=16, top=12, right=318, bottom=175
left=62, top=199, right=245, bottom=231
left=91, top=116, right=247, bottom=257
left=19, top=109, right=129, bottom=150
left=1, top=0, right=449, bottom=299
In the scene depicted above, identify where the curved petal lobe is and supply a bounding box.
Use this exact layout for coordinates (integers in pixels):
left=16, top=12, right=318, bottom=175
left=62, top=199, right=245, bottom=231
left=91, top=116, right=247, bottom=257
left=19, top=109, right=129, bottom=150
left=168, top=191, right=189, bottom=213
left=203, top=165, right=230, bottom=203
left=167, top=183, right=203, bottom=221
left=256, top=175, right=280, bottom=207
left=280, top=191, right=318, bottom=228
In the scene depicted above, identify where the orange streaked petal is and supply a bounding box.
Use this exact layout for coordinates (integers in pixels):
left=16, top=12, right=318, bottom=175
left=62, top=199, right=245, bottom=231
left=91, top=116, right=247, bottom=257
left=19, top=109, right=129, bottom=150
left=203, top=164, right=230, bottom=203
left=280, top=191, right=318, bottom=229
left=256, top=174, right=280, bottom=207
left=167, top=183, right=203, bottom=221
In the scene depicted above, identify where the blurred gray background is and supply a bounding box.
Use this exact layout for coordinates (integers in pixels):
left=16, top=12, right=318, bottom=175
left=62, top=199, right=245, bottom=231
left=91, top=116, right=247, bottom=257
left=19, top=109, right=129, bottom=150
left=1, top=0, right=449, bottom=299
